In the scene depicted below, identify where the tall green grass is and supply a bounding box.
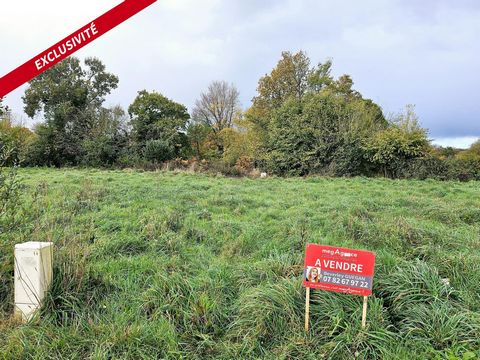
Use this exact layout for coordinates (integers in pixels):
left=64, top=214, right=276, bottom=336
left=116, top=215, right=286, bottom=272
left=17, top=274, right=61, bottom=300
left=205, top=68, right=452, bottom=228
left=0, top=168, right=479, bottom=359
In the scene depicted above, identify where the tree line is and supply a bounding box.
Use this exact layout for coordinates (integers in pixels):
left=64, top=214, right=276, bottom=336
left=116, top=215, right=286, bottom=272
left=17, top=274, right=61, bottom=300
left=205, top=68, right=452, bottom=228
left=1, top=51, right=479, bottom=180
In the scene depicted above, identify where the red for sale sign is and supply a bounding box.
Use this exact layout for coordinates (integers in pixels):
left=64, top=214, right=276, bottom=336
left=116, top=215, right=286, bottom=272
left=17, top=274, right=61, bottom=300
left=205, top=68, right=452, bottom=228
left=303, top=244, right=376, bottom=296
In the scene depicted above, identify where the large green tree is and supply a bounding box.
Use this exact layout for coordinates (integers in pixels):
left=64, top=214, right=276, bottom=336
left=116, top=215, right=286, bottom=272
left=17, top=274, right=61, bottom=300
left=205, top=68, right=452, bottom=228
left=23, top=57, right=119, bottom=166
left=248, top=50, right=387, bottom=175
left=82, top=105, right=129, bottom=167
left=246, top=51, right=321, bottom=158
left=265, top=91, right=386, bottom=176
left=253, top=51, right=312, bottom=111
left=128, top=90, right=190, bottom=162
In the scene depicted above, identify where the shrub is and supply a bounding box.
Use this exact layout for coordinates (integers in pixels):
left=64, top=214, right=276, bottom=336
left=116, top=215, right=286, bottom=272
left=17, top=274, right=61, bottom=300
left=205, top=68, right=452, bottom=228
left=144, top=139, right=176, bottom=163
left=444, top=158, right=480, bottom=181
left=0, top=147, right=22, bottom=231
left=0, top=119, right=35, bottom=165
left=364, top=106, right=430, bottom=178
left=204, top=160, right=244, bottom=177
left=235, top=156, right=254, bottom=173
left=396, top=156, right=480, bottom=181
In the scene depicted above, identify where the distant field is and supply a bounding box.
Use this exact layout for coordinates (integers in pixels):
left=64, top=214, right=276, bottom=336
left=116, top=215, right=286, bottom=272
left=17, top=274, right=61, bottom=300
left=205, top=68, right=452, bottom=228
left=1, top=169, right=479, bottom=359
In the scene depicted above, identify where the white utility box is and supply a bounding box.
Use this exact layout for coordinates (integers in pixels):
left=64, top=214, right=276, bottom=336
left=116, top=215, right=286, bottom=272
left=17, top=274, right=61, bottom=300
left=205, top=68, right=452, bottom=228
left=14, top=242, right=53, bottom=322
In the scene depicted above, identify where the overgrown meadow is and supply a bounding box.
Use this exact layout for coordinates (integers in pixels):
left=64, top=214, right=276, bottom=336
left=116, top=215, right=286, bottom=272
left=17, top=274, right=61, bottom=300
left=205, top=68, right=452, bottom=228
left=1, top=169, right=479, bottom=359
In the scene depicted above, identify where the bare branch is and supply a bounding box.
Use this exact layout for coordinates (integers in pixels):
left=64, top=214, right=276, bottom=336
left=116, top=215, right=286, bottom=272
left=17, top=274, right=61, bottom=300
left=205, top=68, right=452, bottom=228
left=192, top=81, right=241, bottom=132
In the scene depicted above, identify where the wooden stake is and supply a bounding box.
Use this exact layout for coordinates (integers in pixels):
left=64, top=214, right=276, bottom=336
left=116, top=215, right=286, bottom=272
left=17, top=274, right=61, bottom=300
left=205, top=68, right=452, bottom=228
left=305, top=287, right=310, bottom=333
left=361, top=296, right=368, bottom=329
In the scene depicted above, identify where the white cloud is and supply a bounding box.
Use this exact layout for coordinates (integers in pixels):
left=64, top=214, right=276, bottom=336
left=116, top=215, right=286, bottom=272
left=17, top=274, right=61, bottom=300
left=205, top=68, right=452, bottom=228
left=432, top=137, right=478, bottom=149
left=1, top=0, right=480, bottom=140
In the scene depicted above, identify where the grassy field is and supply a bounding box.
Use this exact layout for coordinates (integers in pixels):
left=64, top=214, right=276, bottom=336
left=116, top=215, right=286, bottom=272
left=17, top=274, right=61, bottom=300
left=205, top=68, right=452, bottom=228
left=1, top=168, right=479, bottom=359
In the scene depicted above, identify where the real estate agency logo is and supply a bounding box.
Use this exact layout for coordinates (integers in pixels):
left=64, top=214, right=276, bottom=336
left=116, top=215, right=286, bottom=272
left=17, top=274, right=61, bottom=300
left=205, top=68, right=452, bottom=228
left=322, top=248, right=358, bottom=258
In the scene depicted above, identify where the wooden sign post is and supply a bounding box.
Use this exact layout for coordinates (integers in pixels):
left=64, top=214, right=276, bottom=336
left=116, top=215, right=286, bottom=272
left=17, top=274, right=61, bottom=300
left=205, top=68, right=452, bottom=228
left=302, top=244, right=376, bottom=333
left=305, top=287, right=310, bottom=333
left=361, top=295, right=368, bottom=329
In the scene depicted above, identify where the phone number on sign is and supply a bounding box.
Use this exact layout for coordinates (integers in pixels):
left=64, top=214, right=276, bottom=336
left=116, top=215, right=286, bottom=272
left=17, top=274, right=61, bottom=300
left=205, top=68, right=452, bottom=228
left=322, top=276, right=369, bottom=288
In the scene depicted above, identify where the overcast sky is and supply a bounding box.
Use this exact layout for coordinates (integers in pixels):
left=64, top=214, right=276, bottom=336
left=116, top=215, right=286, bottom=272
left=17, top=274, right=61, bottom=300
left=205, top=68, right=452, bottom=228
left=1, top=0, right=479, bottom=148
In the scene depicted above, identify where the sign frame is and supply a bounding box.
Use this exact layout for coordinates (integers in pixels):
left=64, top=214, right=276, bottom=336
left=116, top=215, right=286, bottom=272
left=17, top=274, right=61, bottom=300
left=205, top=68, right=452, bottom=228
left=302, top=244, right=376, bottom=332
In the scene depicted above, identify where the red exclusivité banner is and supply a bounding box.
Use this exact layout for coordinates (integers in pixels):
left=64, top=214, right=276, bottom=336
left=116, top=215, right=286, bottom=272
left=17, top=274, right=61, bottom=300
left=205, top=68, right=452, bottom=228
left=303, top=244, right=376, bottom=296
left=0, top=0, right=157, bottom=98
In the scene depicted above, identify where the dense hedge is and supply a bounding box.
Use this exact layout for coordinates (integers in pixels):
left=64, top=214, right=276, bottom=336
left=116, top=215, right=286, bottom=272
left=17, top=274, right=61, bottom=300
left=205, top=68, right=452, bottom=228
left=398, top=157, right=480, bottom=181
